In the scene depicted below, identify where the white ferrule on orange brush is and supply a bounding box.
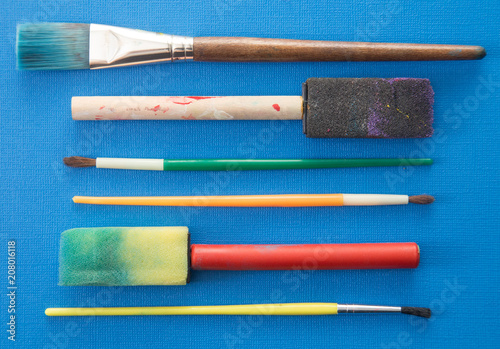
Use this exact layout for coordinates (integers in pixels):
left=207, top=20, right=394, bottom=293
left=342, top=194, right=409, bottom=206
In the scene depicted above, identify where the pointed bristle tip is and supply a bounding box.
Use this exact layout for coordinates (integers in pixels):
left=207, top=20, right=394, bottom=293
left=63, top=156, right=96, bottom=168
left=409, top=194, right=435, bottom=204
left=401, top=307, right=431, bottom=318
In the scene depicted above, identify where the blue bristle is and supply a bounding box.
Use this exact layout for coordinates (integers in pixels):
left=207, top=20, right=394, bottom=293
left=16, top=23, right=90, bottom=70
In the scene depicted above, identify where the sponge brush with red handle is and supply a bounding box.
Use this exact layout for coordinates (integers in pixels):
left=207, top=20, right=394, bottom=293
left=59, top=227, right=420, bottom=286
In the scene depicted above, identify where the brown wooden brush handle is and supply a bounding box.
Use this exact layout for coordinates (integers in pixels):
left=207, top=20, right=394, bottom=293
left=193, top=37, right=486, bottom=62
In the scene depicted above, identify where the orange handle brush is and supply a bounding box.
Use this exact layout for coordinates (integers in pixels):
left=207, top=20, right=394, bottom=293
left=72, top=194, right=434, bottom=207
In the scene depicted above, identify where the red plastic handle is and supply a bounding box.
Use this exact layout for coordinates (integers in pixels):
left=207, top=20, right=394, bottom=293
left=190, top=243, right=420, bottom=270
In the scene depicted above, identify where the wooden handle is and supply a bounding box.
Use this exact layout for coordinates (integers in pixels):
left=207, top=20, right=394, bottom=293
left=193, top=37, right=486, bottom=61
left=72, top=96, right=302, bottom=120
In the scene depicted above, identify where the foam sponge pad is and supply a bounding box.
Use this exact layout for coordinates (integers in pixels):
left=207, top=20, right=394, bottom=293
left=303, top=78, right=434, bottom=138
left=59, top=227, right=189, bottom=286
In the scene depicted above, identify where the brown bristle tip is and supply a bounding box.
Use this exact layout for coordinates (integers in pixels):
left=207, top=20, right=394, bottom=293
left=409, top=195, right=435, bottom=205
left=401, top=307, right=431, bottom=318
left=63, top=156, right=96, bottom=168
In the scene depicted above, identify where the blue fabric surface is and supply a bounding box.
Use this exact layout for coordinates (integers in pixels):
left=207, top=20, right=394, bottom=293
left=1, top=0, right=499, bottom=348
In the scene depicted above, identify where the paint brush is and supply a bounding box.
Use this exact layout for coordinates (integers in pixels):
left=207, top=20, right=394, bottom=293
left=57, top=227, right=421, bottom=286
left=63, top=156, right=433, bottom=171
left=45, top=303, right=431, bottom=318
left=72, top=78, right=435, bottom=138
left=72, top=194, right=434, bottom=206
left=16, top=23, right=485, bottom=70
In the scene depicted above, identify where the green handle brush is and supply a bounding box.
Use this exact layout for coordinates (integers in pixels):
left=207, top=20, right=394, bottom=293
left=64, top=156, right=433, bottom=171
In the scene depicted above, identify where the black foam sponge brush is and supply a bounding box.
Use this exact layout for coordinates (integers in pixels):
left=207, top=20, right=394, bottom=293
left=303, top=78, right=434, bottom=138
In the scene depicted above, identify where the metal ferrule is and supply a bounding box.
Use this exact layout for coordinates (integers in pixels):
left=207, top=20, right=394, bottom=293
left=337, top=304, right=401, bottom=314
left=89, top=24, right=194, bottom=69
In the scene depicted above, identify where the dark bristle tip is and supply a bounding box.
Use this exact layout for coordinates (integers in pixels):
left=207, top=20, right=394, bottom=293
left=409, top=194, right=435, bottom=204
left=401, top=307, right=431, bottom=318
left=63, top=156, right=96, bottom=168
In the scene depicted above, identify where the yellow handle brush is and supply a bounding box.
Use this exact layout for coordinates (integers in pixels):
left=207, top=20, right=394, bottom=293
left=46, top=303, right=431, bottom=318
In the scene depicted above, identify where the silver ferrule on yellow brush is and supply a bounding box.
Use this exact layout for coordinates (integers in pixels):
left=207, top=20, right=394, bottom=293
left=89, top=24, right=194, bottom=69
left=337, top=304, right=401, bottom=314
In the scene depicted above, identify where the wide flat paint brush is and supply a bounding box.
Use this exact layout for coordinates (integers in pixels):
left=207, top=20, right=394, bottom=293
left=64, top=156, right=433, bottom=171
left=58, top=227, right=421, bottom=286
left=72, top=78, right=434, bottom=138
left=45, top=303, right=431, bottom=318
left=72, top=194, right=435, bottom=207
left=17, top=23, right=485, bottom=70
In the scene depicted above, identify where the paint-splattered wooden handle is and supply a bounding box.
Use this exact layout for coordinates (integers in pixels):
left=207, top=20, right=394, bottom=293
left=193, top=37, right=486, bottom=61
left=72, top=96, right=303, bottom=120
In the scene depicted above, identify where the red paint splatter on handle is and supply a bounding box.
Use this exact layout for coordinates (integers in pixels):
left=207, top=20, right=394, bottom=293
left=99, top=106, right=105, bottom=110
left=152, top=105, right=161, bottom=112
left=187, top=96, right=220, bottom=100
left=272, top=104, right=280, bottom=111
left=170, top=97, right=222, bottom=105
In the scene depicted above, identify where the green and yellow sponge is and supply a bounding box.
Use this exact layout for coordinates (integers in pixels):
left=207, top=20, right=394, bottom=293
left=59, top=227, right=189, bottom=286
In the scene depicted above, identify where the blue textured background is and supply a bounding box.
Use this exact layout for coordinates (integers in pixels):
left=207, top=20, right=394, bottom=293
left=1, top=0, right=499, bottom=348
